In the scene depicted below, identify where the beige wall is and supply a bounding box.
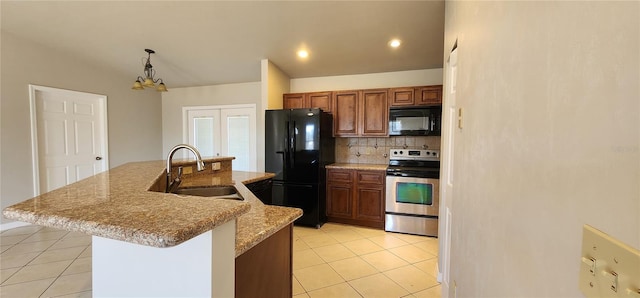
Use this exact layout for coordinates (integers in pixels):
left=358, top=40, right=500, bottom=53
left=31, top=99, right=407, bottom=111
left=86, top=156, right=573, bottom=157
left=160, top=82, right=263, bottom=169
left=290, top=69, right=443, bottom=93
left=1, top=32, right=163, bottom=225
left=261, top=59, right=290, bottom=110
left=443, top=1, right=639, bottom=296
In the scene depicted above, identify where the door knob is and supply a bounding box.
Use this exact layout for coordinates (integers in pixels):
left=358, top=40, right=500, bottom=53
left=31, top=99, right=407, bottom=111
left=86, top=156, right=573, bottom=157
left=96, top=157, right=103, bottom=160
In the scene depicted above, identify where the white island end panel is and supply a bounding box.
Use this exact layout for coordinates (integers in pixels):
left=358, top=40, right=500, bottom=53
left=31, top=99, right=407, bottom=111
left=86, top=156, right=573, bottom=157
left=92, top=220, right=236, bottom=298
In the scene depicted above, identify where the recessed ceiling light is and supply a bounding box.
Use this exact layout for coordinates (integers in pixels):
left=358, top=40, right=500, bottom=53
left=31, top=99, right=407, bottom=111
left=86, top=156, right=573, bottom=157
left=389, top=39, right=401, bottom=48
left=297, top=50, right=309, bottom=58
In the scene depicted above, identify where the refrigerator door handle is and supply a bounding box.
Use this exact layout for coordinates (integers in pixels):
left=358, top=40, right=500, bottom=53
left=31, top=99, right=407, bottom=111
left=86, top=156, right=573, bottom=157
left=291, top=121, right=296, bottom=165
left=285, top=120, right=290, bottom=157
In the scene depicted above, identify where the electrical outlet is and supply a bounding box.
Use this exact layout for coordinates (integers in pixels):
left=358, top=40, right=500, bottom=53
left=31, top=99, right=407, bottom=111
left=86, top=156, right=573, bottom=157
left=579, top=225, right=640, bottom=297
left=211, top=162, right=221, bottom=171
left=182, top=167, right=193, bottom=175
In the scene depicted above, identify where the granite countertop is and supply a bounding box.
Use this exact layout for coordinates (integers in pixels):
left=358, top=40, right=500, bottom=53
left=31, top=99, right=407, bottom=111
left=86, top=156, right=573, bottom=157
left=180, top=170, right=302, bottom=256
left=2, top=160, right=302, bottom=256
left=326, top=163, right=388, bottom=171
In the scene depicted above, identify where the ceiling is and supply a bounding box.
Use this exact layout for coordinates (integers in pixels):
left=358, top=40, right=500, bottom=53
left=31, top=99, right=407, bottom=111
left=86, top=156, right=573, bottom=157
left=1, top=1, right=445, bottom=88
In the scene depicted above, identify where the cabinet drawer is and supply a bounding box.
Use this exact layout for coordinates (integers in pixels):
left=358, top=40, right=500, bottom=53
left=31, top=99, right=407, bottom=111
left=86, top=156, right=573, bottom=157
left=327, top=169, right=353, bottom=182
left=356, top=171, right=385, bottom=185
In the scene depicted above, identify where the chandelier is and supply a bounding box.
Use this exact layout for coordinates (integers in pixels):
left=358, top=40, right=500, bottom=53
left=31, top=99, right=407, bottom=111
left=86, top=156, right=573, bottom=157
left=132, top=49, right=168, bottom=92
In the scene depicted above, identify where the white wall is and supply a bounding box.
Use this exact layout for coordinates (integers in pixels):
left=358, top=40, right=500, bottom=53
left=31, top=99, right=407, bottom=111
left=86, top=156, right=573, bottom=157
left=1, top=32, right=163, bottom=225
left=443, top=1, right=639, bottom=297
left=161, top=82, right=263, bottom=170
left=290, top=69, right=443, bottom=93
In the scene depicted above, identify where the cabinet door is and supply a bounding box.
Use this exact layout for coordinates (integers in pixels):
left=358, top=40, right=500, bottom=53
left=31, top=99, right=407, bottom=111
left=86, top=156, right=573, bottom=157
left=415, top=86, right=443, bottom=105
left=355, top=186, right=384, bottom=222
left=327, top=183, right=353, bottom=219
left=360, top=89, right=388, bottom=136
left=389, top=87, right=415, bottom=107
left=307, top=92, right=333, bottom=113
left=355, top=170, right=385, bottom=223
left=283, top=93, right=305, bottom=109
left=327, top=169, right=354, bottom=219
left=333, top=91, right=359, bottom=136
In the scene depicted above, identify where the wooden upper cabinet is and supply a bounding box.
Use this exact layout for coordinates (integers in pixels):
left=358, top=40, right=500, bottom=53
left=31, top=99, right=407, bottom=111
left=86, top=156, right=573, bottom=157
left=415, top=85, right=443, bottom=105
left=389, top=87, right=415, bottom=106
left=306, top=92, right=333, bottom=113
left=389, top=85, right=443, bottom=107
left=333, top=90, right=359, bottom=137
left=283, top=93, right=305, bottom=109
left=360, top=89, right=388, bottom=136
left=282, top=91, right=333, bottom=113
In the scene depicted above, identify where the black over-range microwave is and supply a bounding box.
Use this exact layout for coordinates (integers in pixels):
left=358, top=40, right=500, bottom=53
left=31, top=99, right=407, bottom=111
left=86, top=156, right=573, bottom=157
left=389, top=106, right=442, bottom=136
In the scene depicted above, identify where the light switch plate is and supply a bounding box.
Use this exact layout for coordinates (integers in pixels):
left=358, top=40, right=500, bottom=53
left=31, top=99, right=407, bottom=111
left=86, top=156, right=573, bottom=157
left=579, top=225, right=640, bottom=297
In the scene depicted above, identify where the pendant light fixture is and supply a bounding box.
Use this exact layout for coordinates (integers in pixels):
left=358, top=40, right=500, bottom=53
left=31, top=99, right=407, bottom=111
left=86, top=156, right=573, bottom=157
left=132, top=49, right=168, bottom=92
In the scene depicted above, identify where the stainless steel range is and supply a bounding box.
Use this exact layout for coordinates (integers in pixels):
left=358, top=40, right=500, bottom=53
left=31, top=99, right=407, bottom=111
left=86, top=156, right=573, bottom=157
left=385, top=149, right=440, bottom=237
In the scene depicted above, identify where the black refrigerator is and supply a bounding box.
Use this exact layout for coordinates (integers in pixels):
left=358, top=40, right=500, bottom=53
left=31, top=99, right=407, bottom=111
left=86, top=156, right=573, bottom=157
left=265, top=108, right=334, bottom=228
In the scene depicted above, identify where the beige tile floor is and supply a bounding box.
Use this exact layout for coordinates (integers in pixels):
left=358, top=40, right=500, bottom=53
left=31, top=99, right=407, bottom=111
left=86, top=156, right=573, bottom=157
left=1, top=223, right=440, bottom=298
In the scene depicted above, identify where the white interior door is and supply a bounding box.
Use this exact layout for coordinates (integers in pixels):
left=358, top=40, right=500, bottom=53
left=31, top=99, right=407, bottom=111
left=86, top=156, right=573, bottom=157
left=31, top=85, right=108, bottom=194
left=438, top=47, right=458, bottom=297
left=220, top=107, right=257, bottom=172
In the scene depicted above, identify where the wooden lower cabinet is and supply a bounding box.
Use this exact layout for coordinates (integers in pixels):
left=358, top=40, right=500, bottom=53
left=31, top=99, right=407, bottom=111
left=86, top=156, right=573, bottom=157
left=326, top=169, right=385, bottom=228
left=235, top=224, right=292, bottom=298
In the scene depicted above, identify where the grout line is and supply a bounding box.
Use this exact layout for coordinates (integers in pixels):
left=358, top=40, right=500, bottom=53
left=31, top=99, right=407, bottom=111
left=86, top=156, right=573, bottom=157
left=5, top=224, right=438, bottom=298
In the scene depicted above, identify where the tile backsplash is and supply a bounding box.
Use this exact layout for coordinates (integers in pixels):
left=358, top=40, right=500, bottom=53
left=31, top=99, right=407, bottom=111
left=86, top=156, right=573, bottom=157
left=335, top=136, right=441, bottom=164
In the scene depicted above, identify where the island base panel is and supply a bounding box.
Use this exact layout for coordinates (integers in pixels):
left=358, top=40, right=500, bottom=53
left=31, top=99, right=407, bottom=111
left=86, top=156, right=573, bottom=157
left=235, top=223, right=293, bottom=298
left=93, top=220, right=236, bottom=298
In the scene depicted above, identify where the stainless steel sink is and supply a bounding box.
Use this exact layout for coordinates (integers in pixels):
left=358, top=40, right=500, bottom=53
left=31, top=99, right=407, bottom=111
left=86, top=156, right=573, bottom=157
left=172, top=186, right=244, bottom=200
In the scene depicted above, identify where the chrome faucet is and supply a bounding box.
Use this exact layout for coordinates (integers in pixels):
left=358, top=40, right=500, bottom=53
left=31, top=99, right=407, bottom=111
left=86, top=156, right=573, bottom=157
left=166, top=144, right=205, bottom=193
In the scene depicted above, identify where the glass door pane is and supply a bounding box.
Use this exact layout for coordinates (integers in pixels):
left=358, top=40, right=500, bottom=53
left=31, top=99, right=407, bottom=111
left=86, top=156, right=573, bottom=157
left=193, top=117, right=215, bottom=157
left=187, top=109, right=220, bottom=158
left=226, top=116, right=250, bottom=171
left=221, top=107, right=256, bottom=171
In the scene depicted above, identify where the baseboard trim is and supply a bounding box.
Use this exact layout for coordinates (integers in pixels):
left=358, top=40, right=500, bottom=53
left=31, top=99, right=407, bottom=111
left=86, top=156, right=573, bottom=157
left=0, top=221, right=30, bottom=231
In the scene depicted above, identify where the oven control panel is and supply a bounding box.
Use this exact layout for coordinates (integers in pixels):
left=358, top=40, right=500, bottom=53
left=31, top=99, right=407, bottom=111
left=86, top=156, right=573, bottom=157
left=389, top=149, right=440, bottom=160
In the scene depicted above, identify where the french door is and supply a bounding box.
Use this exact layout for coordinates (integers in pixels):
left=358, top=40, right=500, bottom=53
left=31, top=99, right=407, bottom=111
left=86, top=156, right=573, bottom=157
left=184, top=105, right=256, bottom=171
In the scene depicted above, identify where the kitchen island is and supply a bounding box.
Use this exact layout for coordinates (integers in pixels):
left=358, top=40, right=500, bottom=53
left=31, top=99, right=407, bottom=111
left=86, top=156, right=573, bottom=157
left=2, top=158, right=302, bottom=297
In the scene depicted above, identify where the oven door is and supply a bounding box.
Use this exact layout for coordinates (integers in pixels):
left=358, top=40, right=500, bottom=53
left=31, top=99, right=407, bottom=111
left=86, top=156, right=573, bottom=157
left=385, top=176, right=439, bottom=217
